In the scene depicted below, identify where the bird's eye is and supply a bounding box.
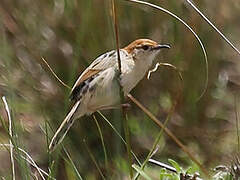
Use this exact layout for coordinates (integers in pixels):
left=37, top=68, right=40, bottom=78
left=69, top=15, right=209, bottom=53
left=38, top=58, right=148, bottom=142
left=142, top=45, right=149, bottom=50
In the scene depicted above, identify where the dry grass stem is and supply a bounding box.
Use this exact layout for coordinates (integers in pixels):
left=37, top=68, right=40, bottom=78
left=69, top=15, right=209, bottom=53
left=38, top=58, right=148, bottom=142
left=1, top=96, right=15, bottom=180
left=111, top=0, right=133, bottom=178
left=41, top=57, right=71, bottom=90
left=148, top=159, right=177, bottom=173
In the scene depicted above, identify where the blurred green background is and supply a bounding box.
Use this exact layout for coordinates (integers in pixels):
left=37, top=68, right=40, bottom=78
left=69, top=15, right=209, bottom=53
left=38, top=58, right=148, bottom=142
left=0, top=0, right=240, bottom=179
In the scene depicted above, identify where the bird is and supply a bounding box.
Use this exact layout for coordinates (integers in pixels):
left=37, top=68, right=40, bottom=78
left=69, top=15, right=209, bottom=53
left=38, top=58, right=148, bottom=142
left=49, top=38, right=170, bottom=151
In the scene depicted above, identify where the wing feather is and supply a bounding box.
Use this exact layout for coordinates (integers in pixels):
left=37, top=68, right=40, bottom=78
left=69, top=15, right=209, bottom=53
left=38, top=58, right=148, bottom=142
left=70, top=50, right=119, bottom=97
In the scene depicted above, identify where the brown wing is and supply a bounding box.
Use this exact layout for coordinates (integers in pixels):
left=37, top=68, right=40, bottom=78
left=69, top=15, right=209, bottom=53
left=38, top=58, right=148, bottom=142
left=70, top=50, right=118, bottom=101
left=69, top=69, right=101, bottom=102
left=72, top=69, right=101, bottom=91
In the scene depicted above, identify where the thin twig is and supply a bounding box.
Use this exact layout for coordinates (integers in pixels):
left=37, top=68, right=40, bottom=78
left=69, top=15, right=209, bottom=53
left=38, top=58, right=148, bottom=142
left=2, top=96, right=15, bottom=180
left=186, top=0, right=240, bottom=56
left=111, top=0, right=121, bottom=74
left=148, top=159, right=177, bottom=173
left=147, top=62, right=183, bottom=82
left=41, top=57, right=71, bottom=89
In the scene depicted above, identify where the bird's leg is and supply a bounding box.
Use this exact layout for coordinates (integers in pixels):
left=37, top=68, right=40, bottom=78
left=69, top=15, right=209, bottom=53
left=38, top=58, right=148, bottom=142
left=89, top=103, right=131, bottom=112
left=88, top=105, right=120, bottom=112
left=121, top=103, right=131, bottom=111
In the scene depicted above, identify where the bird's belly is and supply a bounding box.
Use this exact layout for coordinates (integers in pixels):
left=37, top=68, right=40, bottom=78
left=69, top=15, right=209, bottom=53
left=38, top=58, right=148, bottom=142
left=87, top=82, right=120, bottom=112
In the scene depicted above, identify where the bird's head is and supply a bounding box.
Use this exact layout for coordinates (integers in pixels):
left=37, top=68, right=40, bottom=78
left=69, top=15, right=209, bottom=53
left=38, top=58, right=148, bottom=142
left=123, top=39, right=170, bottom=63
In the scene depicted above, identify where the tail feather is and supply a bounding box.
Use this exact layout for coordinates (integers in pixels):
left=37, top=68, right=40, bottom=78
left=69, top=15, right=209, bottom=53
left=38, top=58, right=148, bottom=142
left=49, top=101, right=81, bottom=152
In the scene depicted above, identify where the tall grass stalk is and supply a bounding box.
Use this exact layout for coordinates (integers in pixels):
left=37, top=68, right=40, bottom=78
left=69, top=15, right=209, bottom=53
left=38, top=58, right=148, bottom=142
left=1, top=96, right=15, bottom=180
left=111, top=0, right=133, bottom=178
left=93, top=115, right=109, bottom=171
left=63, top=148, right=83, bottom=180
left=83, top=139, right=106, bottom=180
left=1, top=96, right=32, bottom=179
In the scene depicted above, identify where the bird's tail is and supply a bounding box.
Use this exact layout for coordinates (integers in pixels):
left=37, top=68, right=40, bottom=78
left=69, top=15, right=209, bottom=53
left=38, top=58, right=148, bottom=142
left=49, top=101, right=81, bottom=152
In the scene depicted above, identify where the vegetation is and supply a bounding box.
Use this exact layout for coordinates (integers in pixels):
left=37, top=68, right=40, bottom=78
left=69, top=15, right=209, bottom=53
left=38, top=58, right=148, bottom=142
left=0, top=0, right=240, bottom=179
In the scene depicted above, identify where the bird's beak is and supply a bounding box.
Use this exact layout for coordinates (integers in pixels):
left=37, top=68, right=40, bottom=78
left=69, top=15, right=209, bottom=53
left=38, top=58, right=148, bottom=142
left=151, top=44, right=171, bottom=50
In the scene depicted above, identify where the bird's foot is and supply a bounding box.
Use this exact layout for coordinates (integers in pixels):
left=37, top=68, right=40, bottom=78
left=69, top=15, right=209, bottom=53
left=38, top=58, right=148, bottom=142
left=121, top=103, right=131, bottom=111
